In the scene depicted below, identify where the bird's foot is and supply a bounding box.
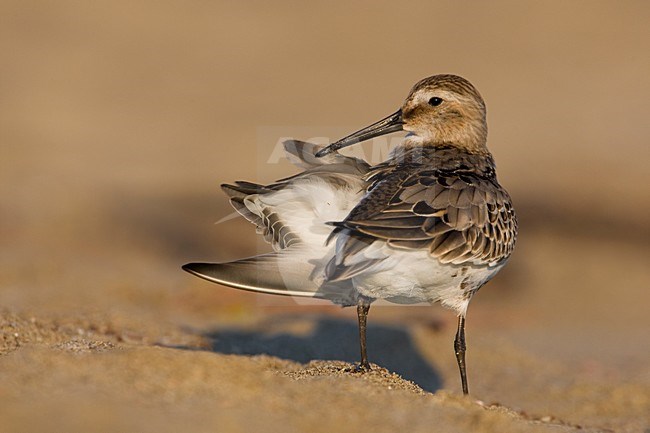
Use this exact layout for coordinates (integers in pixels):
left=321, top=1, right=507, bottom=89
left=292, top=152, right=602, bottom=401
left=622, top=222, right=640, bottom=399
left=346, top=362, right=372, bottom=373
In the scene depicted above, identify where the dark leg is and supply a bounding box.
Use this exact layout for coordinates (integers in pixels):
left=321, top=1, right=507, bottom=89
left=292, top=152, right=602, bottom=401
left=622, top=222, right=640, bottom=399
left=356, top=300, right=371, bottom=371
left=454, top=315, right=469, bottom=395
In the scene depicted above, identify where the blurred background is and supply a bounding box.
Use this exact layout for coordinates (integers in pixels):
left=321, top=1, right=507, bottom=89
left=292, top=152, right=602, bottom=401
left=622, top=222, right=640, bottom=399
left=1, top=1, right=649, bottom=432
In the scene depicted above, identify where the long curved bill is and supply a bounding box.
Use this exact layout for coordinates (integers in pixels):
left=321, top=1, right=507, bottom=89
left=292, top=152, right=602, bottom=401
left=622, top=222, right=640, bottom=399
left=315, top=110, right=403, bottom=157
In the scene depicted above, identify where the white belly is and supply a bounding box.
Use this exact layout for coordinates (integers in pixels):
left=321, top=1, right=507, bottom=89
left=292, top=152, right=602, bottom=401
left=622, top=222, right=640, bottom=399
left=350, top=246, right=503, bottom=315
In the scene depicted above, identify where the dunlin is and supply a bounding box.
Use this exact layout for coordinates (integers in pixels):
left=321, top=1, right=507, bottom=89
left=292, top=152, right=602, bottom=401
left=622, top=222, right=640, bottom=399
left=183, top=74, right=517, bottom=394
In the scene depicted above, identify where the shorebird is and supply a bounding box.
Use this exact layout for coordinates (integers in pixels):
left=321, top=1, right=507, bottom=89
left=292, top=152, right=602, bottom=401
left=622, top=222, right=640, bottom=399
left=183, top=74, right=517, bottom=395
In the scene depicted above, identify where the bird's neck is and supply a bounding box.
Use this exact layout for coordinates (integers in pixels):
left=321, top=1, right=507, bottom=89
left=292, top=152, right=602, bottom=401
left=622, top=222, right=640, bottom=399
left=397, top=136, right=490, bottom=158
left=402, top=123, right=489, bottom=156
left=387, top=139, right=495, bottom=176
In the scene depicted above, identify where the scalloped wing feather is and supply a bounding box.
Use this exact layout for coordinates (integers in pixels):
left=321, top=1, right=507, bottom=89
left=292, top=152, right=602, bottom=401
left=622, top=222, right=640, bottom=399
left=325, top=147, right=517, bottom=281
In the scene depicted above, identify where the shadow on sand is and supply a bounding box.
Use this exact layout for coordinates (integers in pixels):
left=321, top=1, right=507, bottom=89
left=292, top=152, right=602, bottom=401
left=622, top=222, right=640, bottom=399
left=205, top=315, right=442, bottom=393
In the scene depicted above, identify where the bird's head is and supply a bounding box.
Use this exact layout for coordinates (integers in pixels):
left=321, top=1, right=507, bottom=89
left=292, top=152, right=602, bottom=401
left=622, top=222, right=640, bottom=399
left=316, top=74, right=488, bottom=158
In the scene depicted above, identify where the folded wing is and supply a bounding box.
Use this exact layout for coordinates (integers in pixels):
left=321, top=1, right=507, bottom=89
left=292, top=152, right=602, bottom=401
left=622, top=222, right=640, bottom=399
left=325, top=147, right=518, bottom=281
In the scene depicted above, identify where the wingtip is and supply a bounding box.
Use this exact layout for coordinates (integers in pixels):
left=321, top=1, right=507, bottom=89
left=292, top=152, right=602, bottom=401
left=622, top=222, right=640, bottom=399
left=182, top=262, right=203, bottom=275
left=180, top=256, right=325, bottom=299
left=182, top=262, right=224, bottom=281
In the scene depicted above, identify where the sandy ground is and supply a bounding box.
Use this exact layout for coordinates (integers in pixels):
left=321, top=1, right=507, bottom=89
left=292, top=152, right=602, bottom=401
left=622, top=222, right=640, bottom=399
left=1, top=1, right=649, bottom=432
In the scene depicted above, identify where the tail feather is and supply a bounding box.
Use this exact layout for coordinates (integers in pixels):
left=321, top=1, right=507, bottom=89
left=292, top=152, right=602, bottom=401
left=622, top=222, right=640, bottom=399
left=219, top=189, right=261, bottom=227
left=221, top=181, right=272, bottom=198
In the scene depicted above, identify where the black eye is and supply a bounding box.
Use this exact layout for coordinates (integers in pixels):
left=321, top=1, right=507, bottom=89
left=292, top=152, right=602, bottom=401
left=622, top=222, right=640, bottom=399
left=428, top=97, right=443, bottom=106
